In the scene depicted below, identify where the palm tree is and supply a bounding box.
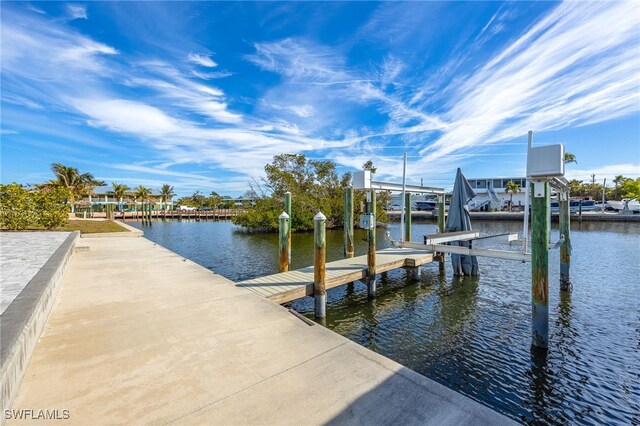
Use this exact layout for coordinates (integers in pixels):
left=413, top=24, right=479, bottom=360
left=134, top=186, right=152, bottom=203
left=505, top=180, right=521, bottom=211
left=46, top=163, right=96, bottom=212
left=111, top=183, right=130, bottom=212
left=159, top=184, right=175, bottom=211
left=564, top=152, right=577, bottom=165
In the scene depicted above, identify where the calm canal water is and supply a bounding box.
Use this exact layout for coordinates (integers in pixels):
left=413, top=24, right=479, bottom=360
left=130, top=219, right=640, bottom=425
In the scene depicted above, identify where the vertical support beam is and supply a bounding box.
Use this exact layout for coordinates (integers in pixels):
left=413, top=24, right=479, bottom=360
left=367, top=191, right=377, bottom=298
left=313, top=212, right=327, bottom=319
left=531, top=180, right=549, bottom=349
left=285, top=192, right=292, bottom=264
left=344, top=187, right=354, bottom=258
left=559, top=190, right=572, bottom=292
left=405, top=192, right=412, bottom=242
left=438, top=193, right=446, bottom=273
left=279, top=212, right=290, bottom=272
left=578, top=199, right=583, bottom=223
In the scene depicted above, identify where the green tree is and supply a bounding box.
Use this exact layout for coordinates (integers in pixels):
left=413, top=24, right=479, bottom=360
left=33, top=187, right=70, bottom=229
left=504, top=180, right=521, bottom=211
left=0, top=183, right=69, bottom=230
left=0, top=183, right=37, bottom=230
left=159, top=184, right=175, bottom=211
left=621, top=178, right=640, bottom=200
left=564, top=152, right=577, bottom=165
left=362, top=160, right=377, bottom=174
left=134, top=186, right=152, bottom=204
left=41, top=163, right=97, bottom=212
left=111, top=182, right=130, bottom=212
left=190, top=191, right=206, bottom=208
left=234, top=154, right=388, bottom=232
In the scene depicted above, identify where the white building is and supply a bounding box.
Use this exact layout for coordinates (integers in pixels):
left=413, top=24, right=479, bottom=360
left=468, top=177, right=527, bottom=210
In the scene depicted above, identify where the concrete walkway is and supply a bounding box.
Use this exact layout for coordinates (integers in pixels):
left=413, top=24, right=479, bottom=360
left=10, top=236, right=516, bottom=425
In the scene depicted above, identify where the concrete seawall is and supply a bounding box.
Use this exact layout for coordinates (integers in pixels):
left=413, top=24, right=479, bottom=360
left=8, top=236, right=517, bottom=425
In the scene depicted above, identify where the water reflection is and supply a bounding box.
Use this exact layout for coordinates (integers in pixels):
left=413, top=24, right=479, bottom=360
left=133, top=219, right=640, bottom=425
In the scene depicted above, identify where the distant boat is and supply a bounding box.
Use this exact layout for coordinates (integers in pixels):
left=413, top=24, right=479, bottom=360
left=606, top=199, right=640, bottom=212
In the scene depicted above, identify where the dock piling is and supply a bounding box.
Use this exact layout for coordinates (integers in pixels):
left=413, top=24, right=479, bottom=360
left=559, top=190, right=572, bottom=291
left=279, top=212, right=290, bottom=272
left=531, top=180, right=549, bottom=349
left=285, top=192, right=292, bottom=264
left=438, top=193, right=446, bottom=273
left=313, top=212, right=327, bottom=318
left=405, top=192, right=412, bottom=242
left=367, top=191, right=377, bottom=298
left=344, top=187, right=354, bottom=258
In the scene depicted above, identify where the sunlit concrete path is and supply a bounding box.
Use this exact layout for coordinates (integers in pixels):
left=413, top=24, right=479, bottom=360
left=10, top=236, right=516, bottom=425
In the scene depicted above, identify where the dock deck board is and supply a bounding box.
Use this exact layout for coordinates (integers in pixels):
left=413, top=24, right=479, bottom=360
left=237, top=248, right=434, bottom=304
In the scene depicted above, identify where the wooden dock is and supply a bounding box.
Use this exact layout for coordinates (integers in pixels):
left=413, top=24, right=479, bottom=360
left=237, top=248, right=434, bottom=304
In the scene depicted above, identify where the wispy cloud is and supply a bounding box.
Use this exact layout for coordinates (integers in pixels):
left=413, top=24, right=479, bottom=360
left=66, top=4, right=87, bottom=20
left=192, top=70, right=233, bottom=80
left=565, top=164, right=640, bottom=183
left=420, top=2, right=640, bottom=163
left=188, top=53, right=217, bottom=68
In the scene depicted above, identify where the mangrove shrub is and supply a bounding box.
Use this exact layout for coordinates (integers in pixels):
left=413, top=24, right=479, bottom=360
left=0, top=183, right=70, bottom=230
left=233, top=154, right=388, bottom=232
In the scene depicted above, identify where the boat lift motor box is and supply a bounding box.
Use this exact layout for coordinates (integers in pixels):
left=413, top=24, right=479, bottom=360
left=527, top=144, right=565, bottom=178
left=359, top=213, right=375, bottom=230
left=353, top=170, right=372, bottom=190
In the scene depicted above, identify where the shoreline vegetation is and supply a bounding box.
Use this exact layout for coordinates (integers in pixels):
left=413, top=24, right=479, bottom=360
left=1, top=155, right=639, bottom=232
left=231, top=154, right=389, bottom=232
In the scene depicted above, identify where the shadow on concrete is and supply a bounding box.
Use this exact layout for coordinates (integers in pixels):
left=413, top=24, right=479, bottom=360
left=324, top=366, right=517, bottom=426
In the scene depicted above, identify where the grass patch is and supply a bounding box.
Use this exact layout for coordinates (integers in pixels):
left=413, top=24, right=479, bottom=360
left=55, top=220, right=128, bottom=234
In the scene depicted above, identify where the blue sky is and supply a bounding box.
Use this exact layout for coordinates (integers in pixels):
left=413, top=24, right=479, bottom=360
left=1, top=1, right=639, bottom=196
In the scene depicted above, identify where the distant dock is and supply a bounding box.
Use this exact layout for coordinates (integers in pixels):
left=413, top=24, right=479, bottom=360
left=386, top=210, right=640, bottom=222
left=237, top=248, right=434, bottom=304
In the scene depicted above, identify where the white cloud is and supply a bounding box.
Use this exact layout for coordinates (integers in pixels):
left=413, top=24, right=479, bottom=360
left=66, top=4, right=87, bottom=20
left=192, top=70, right=233, bottom=80
left=188, top=53, right=217, bottom=68
left=288, top=105, right=315, bottom=118
left=565, top=164, right=640, bottom=183
left=420, top=2, right=640, bottom=163
left=72, top=99, right=181, bottom=136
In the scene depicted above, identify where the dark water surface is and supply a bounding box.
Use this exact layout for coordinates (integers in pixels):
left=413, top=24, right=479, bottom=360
left=131, top=219, right=640, bottom=425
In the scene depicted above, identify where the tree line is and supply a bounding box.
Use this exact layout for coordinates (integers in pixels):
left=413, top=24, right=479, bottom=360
left=232, top=154, right=388, bottom=232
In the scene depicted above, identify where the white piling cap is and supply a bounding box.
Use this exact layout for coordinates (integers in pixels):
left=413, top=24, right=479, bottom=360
left=314, top=211, right=326, bottom=221
left=279, top=212, right=289, bottom=219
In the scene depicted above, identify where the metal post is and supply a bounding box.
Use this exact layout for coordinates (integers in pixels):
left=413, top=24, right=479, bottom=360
left=438, top=192, right=446, bottom=273
left=579, top=199, right=583, bottom=223
left=559, top=190, right=572, bottom=292
left=313, top=212, right=327, bottom=319
left=367, top=191, right=377, bottom=297
left=344, top=187, right=354, bottom=258
left=400, top=152, right=407, bottom=241
left=405, top=192, right=411, bottom=242
left=531, top=179, right=549, bottom=349
left=279, top=212, right=290, bottom=272
left=285, top=192, right=292, bottom=264
left=523, top=130, right=533, bottom=252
